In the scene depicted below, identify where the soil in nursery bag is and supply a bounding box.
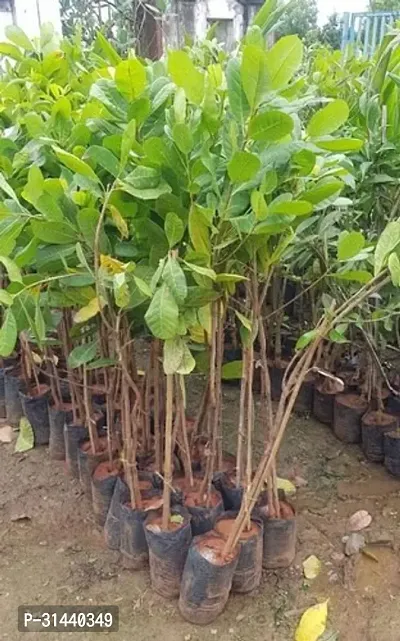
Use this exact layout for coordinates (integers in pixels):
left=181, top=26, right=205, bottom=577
left=5, top=371, right=26, bottom=427
left=78, top=436, right=111, bottom=496
left=174, top=477, right=223, bottom=536
left=144, top=505, right=192, bottom=599
left=313, top=379, right=340, bottom=426
left=19, top=384, right=51, bottom=446
left=362, top=411, right=397, bottom=463
left=212, top=471, right=243, bottom=511
left=384, top=430, right=400, bottom=476
left=294, top=374, right=314, bottom=413
left=64, top=423, right=88, bottom=478
left=91, top=460, right=120, bottom=526
left=333, top=393, right=368, bottom=444
left=258, top=500, right=296, bottom=569
left=49, top=403, right=73, bottom=460
left=178, top=530, right=240, bottom=625
left=120, top=492, right=163, bottom=569
left=215, top=512, right=263, bottom=593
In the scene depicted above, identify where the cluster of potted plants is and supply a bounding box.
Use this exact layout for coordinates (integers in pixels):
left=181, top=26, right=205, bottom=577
left=0, top=1, right=400, bottom=624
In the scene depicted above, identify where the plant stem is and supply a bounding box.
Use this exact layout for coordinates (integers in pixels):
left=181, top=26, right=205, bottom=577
left=162, top=373, right=173, bottom=530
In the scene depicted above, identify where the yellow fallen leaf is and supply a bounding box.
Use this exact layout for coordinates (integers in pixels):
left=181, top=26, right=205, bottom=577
left=277, top=477, right=296, bottom=494
left=303, top=555, right=321, bottom=580
left=295, top=600, right=328, bottom=641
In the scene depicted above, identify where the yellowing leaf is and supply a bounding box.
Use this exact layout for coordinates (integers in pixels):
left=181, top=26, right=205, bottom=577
left=73, top=297, right=102, bottom=324
left=277, top=477, right=296, bottom=494
left=303, top=555, right=322, bottom=580
left=109, top=205, right=129, bottom=239
left=15, top=417, right=34, bottom=453
left=100, top=254, right=125, bottom=274
left=295, top=601, right=328, bottom=641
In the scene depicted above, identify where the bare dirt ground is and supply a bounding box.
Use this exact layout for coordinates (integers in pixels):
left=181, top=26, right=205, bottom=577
left=1, top=380, right=400, bottom=641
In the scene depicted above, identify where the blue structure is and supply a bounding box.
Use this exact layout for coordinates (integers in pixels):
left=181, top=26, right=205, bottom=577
left=341, top=11, right=400, bottom=55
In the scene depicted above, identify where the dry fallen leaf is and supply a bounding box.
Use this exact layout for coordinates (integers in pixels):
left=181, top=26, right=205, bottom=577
left=10, top=514, right=31, bottom=523
left=303, top=555, right=322, bottom=580
left=295, top=600, right=329, bottom=641
left=0, top=425, right=13, bottom=443
left=348, top=510, right=372, bottom=532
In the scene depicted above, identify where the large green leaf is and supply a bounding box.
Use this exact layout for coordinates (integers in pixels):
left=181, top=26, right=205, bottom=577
left=145, top=284, right=179, bottom=339
left=375, top=220, right=400, bottom=276
left=163, top=255, right=187, bottom=304
left=249, top=110, right=294, bottom=141
left=31, top=220, right=78, bottom=245
left=264, top=35, right=303, bottom=90
left=95, top=32, right=122, bottom=65
left=165, top=212, right=184, bottom=248
left=337, top=231, right=365, bottom=261
left=0, top=42, right=23, bottom=60
left=269, top=200, right=312, bottom=216
left=222, top=360, right=243, bottom=379
left=226, top=58, right=250, bottom=127
left=241, top=45, right=269, bottom=110
left=188, top=205, right=211, bottom=256
left=302, top=180, right=343, bottom=205
left=163, top=337, right=185, bottom=375
left=389, top=252, right=400, bottom=286
left=0, top=217, right=25, bottom=257
left=5, top=25, right=34, bottom=51
left=53, top=147, right=99, bottom=182
left=307, top=100, right=349, bottom=138
left=0, top=309, right=17, bottom=356
left=0, top=171, right=19, bottom=202
left=315, top=138, right=363, bottom=152
left=333, top=270, right=372, bottom=284
left=0, top=256, right=22, bottom=283
left=85, top=146, right=120, bottom=178
left=90, top=79, right=128, bottom=120
left=228, top=151, right=261, bottom=182
left=168, top=51, right=205, bottom=105
left=120, top=119, right=136, bottom=169
left=115, top=59, right=147, bottom=100
left=172, top=123, right=193, bottom=154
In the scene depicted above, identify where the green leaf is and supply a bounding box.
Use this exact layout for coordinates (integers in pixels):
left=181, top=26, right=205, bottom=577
left=241, top=44, right=269, bottom=110
left=176, top=343, right=196, bottom=375
left=53, top=147, right=99, bottom=182
left=174, top=88, right=186, bottom=123
left=145, top=284, right=179, bottom=340
left=315, top=138, right=363, bottom=152
left=269, top=200, right=312, bottom=216
left=163, top=255, right=187, bottom=304
left=95, top=32, right=122, bottom=65
left=170, top=513, right=184, bottom=525
left=86, top=357, right=117, bottom=370
left=0, top=309, right=17, bottom=356
left=120, top=119, right=136, bottom=169
left=0, top=290, right=13, bottom=306
left=264, top=35, right=303, bottom=90
left=188, top=205, right=211, bottom=256
left=226, top=58, right=250, bottom=127
left=296, top=329, right=318, bottom=350
left=0, top=42, right=23, bottom=60
left=251, top=190, right=268, bottom=219
left=31, top=220, right=78, bottom=245
left=307, top=100, right=349, bottom=138
left=249, top=110, right=294, bottom=141
left=172, top=122, right=193, bottom=155
left=0, top=256, right=22, bottom=282
left=73, top=297, right=102, bottom=324
left=0, top=171, right=19, bottom=202
left=183, top=261, right=216, bottom=280
left=90, top=79, right=128, bottom=120
left=215, top=273, right=248, bottom=283
left=115, top=59, right=147, bottom=100
left=168, top=51, right=205, bottom=105
left=375, top=220, right=400, bottom=276
left=85, top=146, right=120, bottom=178
left=35, top=302, right=45, bottom=342
left=389, top=252, right=400, bottom=286
left=0, top=218, right=25, bottom=257
left=222, top=360, right=243, bottom=379
left=235, top=310, right=252, bottom=331
left=5, top=25, right=34, bottom=51
left=333, top=270, right=372, bottom=284
left=165, top=212, right=184, bottom=248
left=114, top=273, right=130, bottom=308
left=22, top=166, right=44, bottom=205
left=163, top=337, right=184, bottom=375
left=337, top=231, right=365, bottom=261
left=15, top=417, right=34, bottom=453
left=133, top=275, right=152, bottom=297
left=228, top=151, right=261, bottom=183
left=302, top=180, right=343, bottom=205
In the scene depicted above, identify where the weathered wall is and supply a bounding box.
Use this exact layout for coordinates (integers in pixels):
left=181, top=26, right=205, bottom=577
left=0, top=0, right=62, bottom=41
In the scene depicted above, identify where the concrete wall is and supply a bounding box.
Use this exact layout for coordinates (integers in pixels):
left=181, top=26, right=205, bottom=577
left=0, top=0, right=62, bottom=41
